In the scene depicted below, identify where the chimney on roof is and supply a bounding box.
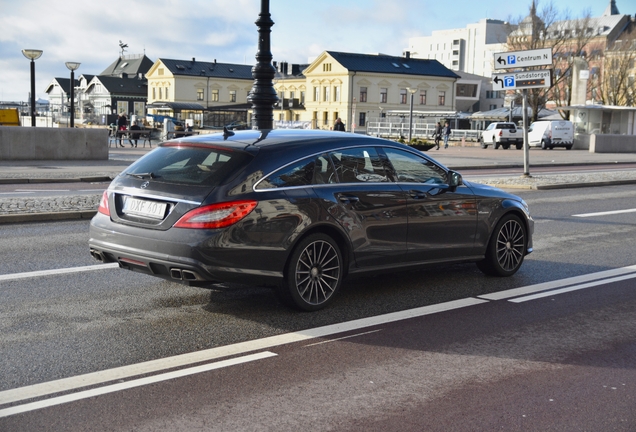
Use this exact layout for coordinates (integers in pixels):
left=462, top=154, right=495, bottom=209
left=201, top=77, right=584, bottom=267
left=192, top=57, right=196, bottom=63
left=404, top=51, right=411, bottom=59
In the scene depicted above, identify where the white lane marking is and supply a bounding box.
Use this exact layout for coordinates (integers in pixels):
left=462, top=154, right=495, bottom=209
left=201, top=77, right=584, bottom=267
left=573, top=208, right=636, bottom=218
left=478, top=265, right=636, bottom=301
left=510, top=273, right=636, bottom=303
left=0, top=263, right=119, bottom=282
left=0, top=297, right=486, bottom=406
left=0, top=352, right=277, bottom=419
left=304, top=329, right=383, bottom=347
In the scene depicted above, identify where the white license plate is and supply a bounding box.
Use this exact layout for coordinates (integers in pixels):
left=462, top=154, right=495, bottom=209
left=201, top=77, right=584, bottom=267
left=123, top=197, right=167, bottom=219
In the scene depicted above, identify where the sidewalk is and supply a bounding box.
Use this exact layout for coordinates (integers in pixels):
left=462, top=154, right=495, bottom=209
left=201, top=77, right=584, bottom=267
left=1, top=145, right=636, bottom=224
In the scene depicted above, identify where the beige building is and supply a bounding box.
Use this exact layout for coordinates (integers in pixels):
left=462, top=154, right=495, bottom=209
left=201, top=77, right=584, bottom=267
left=275, top=51, right=460, bottom=132
left=145, top=58, right=253, bottom=127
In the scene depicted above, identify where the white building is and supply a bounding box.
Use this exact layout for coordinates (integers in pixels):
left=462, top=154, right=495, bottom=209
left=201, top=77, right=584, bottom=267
left=406, top=19, right=514, bottom=78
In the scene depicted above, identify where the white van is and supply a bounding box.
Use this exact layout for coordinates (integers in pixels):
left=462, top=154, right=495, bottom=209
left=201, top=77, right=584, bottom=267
left=527, top=120, right=574, bottom=150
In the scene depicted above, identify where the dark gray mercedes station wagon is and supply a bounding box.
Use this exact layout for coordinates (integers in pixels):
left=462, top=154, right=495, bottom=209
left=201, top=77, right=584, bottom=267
left=89, top=129, right=533, bottom=311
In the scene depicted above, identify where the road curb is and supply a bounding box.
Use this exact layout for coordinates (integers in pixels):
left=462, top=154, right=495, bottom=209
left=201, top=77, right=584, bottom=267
left=0, top=210, right=97, bottom=224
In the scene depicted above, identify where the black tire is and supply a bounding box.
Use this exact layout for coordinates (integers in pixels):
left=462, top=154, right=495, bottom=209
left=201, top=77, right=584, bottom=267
left=516, top=143, right=523, bottom=150
left=477, top=214, right=527, bottom=277
left=541, top=139, right=548, bottom=150
left=493, top=139, right=499, bottom=150
left=278, top=233, right=343, bottom=311
left=502, top=143, right=510, bottom=150
left=480, top=138, right=488, bottom=149
left=565, top=145, right=572, bottom=150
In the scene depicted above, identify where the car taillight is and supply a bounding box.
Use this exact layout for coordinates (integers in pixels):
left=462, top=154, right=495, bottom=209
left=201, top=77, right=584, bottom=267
left=498, top=130, right=503, bottom=136
left=97, top=190, right=110, bottom=216
left=174, top=200, right=257, bottom=229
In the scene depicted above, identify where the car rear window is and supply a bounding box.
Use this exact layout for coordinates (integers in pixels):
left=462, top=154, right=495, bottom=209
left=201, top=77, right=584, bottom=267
left=123, top=145, right=253, bottom=186
left=497, top=123, right=516, bottom=129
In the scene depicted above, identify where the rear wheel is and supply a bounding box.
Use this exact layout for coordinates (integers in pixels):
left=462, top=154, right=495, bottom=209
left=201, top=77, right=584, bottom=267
left=477, top=214, right=527, bottom=277
left=516, top=143, right=523, bottom=150
left=493, top=139, right=499, bottom=150
left=502, top=143, right=510, bottom=150
left=278, top=233, right=343, bottom=311
left=541, top=139, right=548, bottom=150
left=565, top=144, right=573, bottom=150
left=480, top=138, right=488, bottom=149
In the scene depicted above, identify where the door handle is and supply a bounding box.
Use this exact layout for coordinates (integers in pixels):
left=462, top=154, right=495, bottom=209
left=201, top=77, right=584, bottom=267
left=409, top=190, right=428, bottom=199
left=338, top=195, right=360, bottom=204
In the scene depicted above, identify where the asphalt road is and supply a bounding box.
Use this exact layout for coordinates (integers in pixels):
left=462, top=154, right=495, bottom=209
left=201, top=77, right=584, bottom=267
left=1, top=184, right=635, bottom=430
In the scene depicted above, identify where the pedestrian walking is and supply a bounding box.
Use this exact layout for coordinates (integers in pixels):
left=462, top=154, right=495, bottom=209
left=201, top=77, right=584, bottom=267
left=117, top=113, right=128, bottom=147
left=443, top=121, right=452, bottom=149
left=333, top=118, right=346, bottom=132
left=434, top=122, right=442, bottom=150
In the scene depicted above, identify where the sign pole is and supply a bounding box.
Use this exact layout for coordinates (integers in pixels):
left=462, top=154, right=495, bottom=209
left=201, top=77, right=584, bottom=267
left=522, top=88, right=530, bottom=177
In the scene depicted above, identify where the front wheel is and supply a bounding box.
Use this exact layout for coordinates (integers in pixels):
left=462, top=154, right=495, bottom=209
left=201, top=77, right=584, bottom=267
left=477, top=214, right=527, bottom=277
left=278, top=233, right=343, bottom=311
left=541, top=139, right=548, bottom=150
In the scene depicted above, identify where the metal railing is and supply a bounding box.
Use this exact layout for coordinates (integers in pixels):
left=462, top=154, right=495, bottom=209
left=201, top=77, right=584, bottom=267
left=366, top=121, right=482, bottom=142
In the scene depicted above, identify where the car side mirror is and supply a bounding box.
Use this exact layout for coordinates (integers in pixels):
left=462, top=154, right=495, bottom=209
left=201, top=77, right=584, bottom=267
left=448, top=171, right=463, bottom=188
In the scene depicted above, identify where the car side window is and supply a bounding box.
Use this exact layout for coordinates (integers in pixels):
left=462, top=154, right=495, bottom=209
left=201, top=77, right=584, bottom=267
left=330, top=147, right=388, bottom=183
left=256, top=154, right=335, bottom=189
left=383, top=148, right=447, bottom=184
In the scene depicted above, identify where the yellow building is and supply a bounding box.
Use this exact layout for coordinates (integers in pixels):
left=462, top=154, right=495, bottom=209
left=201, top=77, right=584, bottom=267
left=275, top=51, right=460, bottom=132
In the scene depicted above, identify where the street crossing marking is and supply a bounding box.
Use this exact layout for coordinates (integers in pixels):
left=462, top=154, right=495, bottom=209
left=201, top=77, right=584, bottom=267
left=573, top=208, right=636, bottom=217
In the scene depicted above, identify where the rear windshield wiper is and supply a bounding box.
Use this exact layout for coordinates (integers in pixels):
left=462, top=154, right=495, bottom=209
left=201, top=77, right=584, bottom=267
left=127, top=172, right=158, bottom=179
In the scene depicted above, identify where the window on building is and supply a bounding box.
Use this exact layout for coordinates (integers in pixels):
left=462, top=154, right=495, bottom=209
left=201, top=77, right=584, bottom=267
left=314, top=86, right=319, bottom=102
left=152, top=88, right=156, bottom=99
left=438, top=91, right=446, bottom=106
left=290, top=91, right=295, bottom=101
left=158, top=68, right=164, bottom=76
left=323, top=111, right=328, bottom=126
left=324, top=86, right=330, bottom=102
left=419, top=90, right=426, bottom=105
left=165, top=87, right=169, bottom=100
left=400, top=88, right=407, bottom=104
left=230, top=90, right=237, bottom=102
left=212, top=89, right=219, bottom=102
left=323, top=63, right=332, bottom=72
left=359, top=87, right=367, bottom=102
left=380, top=88, right=387, bottom=103
left=134, top=102, right=145, bottom=118
left=300, top=91, right=305, bottom=105
left=117, top=101, right=128, bottom=115
left=158, top=88, right=162, bottom=99
left=334, top=86, right=340, bottom=102
left=359, top=112, right=366, bottom=127
left=197, top=89, right=204, bottom=101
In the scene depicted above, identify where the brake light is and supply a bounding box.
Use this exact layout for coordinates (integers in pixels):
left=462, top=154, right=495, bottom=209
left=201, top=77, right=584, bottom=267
left=174, top=200, right=257, bottom=229
left=98, top=190, right=110, bottom=216
left=498, top=130, right=503, bottom=136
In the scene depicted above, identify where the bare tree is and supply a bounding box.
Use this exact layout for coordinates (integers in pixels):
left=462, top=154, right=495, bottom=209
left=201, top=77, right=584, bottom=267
left=504, top=1, right=593, bottom=121
left=592, top=34, right=636, bottom=106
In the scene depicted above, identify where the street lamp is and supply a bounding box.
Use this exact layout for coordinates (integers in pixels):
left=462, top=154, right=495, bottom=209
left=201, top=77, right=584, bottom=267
left=22, top=49, right=43, bottom=127
left=65, top=62, right=80, bottom=127
left=406, top=87, right=417, bottom=142
left=247, top=0, right=279, bottom=130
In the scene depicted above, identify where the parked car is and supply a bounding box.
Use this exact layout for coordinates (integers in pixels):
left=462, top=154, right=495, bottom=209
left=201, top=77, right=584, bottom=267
left=89, top=129, right=534, bottom=311
left=527, top=120, right=574, bottom=150
left=480, top=122, right=524, bottom=149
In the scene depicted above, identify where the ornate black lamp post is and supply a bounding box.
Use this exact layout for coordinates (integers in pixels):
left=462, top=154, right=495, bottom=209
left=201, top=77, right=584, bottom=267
left=22, top=49, right=43, bottom=127
left=247, top=0, right=279, bottom=130
left=65, top=62, right=80, bottom=127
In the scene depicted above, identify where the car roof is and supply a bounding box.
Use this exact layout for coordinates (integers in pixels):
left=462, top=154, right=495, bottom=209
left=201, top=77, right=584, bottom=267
left=161, top=129, right=397, bottom=154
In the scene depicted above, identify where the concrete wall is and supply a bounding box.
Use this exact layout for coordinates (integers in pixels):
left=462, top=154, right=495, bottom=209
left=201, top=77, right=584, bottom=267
left=589, top=134, right=636, bottom=153
left=0, top=127, right=108, bottom=160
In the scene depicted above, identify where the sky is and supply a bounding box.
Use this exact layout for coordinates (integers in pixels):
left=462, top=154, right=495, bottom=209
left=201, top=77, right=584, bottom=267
left=0, top=0, right=622, bottom=103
